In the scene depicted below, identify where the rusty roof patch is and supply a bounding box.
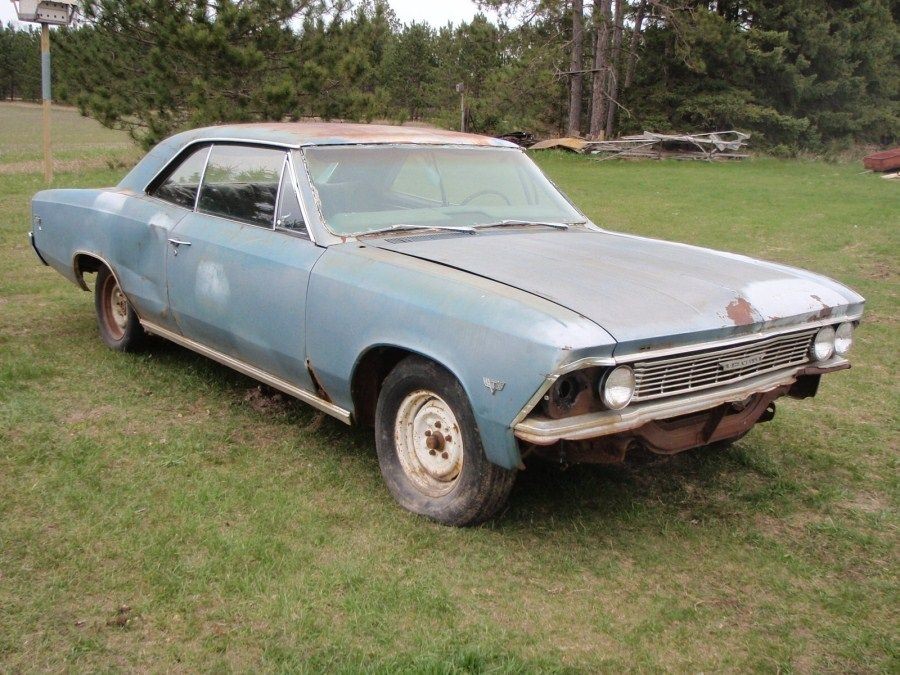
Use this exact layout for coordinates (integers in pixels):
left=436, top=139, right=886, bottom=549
left=189, top=122, right=518, bottom=148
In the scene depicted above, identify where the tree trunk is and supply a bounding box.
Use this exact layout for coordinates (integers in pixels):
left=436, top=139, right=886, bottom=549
left=624, top=0, right=647, bottom=89
left=604, top=0, right=625, bottom=139
left=588, top=0, right=612, bottom=138
left=566, top=0, right=584, bottom=137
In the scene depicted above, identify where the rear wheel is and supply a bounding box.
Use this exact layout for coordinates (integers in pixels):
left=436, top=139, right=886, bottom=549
left=375, top=356, right=516, bottom=526
left=94, top=266, right=145, bottom=351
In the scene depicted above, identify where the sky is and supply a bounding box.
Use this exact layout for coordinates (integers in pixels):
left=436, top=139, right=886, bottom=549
left=1, top=1, right=490, bottom=28
left=389, top=0, right=484, bottom=26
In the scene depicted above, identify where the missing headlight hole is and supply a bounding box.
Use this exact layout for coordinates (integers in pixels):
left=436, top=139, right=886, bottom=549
left=545, top=371, right=594, bottom=418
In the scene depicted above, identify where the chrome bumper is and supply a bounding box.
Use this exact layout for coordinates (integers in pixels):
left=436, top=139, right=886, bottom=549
left=513, top=358, right=848, bottom=445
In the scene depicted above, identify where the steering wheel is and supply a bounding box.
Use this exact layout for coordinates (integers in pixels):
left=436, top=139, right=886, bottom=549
left=460, top=190, right=512, bottom=206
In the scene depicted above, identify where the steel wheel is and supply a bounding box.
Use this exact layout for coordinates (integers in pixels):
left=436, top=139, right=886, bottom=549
left=94, top=266, right=145, bottom=351
left=102, top=274, right=129, bottom=340
left=375, top=356, right=517, bottom=526
left=394, top=389, right=464, bottom=497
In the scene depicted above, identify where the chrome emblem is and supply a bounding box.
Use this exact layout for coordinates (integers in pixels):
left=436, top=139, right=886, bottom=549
left=483, top=377, right=506, bottom=395
left=719, top=354, right=765, bottom=372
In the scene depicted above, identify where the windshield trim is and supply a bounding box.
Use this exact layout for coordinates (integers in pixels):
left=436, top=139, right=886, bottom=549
left=296, top=143, right=590, bottom=240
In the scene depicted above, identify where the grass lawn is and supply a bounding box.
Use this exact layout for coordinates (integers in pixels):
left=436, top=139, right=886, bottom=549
left=1, top=102, right=898, bottom=672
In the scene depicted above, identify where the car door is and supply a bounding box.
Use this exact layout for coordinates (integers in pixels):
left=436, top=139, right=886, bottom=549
left=165, top=143, right=325, bottom=391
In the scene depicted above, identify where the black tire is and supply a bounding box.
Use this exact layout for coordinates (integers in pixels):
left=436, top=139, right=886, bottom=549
left=94, top=266, right=145, bottom=351
left=375, top=355, right=517, bottom=526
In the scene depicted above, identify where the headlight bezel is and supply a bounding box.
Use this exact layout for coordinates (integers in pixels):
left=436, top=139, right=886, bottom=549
left=599, top=365, right=636, bottom=410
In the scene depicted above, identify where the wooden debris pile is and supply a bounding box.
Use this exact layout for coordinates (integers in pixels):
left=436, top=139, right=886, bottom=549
left=524, top=130, right=751, bottom=161
left=584, top=131, right=750, bottom=161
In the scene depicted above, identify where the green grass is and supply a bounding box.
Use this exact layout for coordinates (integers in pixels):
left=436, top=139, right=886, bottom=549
left=0, top=101, right=139, bottom=170
left=1, top=102, right=898, bottom=672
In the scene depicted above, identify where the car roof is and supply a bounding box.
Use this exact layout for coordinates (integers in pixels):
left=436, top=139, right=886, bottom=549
left=172, top=122, right=519, bottom=149
left=117, top=122, right=519, bottom=192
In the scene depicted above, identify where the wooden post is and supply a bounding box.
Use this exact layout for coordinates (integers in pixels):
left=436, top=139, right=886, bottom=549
left=456, top=83, right=466, bottom=133
left=40, top=22, right=52, bottom=183
left=460, top=90, right=465, bottom=133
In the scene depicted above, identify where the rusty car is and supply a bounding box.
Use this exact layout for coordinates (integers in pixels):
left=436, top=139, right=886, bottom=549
left=29, top=123, right=864, bottom=525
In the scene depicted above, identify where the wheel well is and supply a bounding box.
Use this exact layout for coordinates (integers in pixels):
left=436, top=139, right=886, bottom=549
left=73, top=253, right=109, bottom=291
left=351, top=346, right=417, bottom=427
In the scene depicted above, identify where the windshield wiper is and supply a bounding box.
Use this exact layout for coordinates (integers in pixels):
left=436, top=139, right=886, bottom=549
left=474, top=219, right=575, bottom=230
left=360, top=224, right=476, bottom=237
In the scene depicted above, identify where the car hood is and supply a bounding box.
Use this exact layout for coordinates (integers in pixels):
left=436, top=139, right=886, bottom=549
left=368, top=228, right=864, bottom=354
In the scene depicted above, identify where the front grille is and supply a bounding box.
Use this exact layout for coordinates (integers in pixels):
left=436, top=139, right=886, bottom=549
left=632, top=328, right=817, bottom=402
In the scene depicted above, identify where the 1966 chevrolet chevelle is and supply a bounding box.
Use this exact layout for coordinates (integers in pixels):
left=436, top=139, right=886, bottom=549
left=30, top=123, right=864, bottom=525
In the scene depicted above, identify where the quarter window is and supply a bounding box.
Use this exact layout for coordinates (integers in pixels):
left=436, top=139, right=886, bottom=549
left=151, top=145, right=210, bottom=209
left=275, top=164, right=308, bottom=238
left=197, top=145, right=285, bottom=227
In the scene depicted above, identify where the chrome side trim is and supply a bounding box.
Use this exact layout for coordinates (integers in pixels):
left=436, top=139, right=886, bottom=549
left=140, top=320, right=353, bottom=425
left=613, top=314, right=863, bottom=363
left=514, top=358, right=848, bottom=445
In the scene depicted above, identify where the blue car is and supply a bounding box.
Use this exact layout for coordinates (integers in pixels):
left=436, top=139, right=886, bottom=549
left=29, top=123, right=864, bottom=525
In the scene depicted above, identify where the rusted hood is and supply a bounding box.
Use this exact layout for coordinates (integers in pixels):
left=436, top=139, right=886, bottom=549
left=370, top=228, right=864, bottom=354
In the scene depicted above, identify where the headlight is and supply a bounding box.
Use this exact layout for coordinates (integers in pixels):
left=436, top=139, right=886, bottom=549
left=599, top=365, right=635, bottom=410
left=834, top=322, right=854, bottom=356
left=810, top=326, right=836, bottom=362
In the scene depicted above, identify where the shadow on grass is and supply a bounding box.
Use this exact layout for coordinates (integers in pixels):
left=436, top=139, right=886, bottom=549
left=127, top=334, right=789, bottom=531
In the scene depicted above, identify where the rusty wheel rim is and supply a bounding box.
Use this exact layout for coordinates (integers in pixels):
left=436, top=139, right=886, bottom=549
left=102, top=274, right=128, bottom=340
left=394, top=390, right=463, bottom=497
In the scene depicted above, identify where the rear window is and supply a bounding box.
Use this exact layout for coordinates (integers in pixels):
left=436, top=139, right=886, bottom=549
left=197, top=145, right=285, bottom=227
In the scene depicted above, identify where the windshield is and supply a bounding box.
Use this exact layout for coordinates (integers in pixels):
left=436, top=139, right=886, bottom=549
left=301, top=145, right=585, bottom=236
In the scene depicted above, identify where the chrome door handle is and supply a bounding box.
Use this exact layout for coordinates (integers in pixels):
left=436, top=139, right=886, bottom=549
left=168, top=238, right=192, bottom=255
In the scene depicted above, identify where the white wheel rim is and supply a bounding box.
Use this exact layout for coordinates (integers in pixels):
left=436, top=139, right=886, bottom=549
left=110, top=285, right=128, bottom=331
left=394, top=390, right=463, bottom=496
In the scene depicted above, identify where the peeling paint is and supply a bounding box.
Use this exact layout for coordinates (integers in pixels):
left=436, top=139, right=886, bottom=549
left=725, top=297, right=756, bottom=326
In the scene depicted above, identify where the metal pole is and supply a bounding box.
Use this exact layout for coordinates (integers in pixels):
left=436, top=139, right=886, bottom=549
left=40, top=22, right=52, bottom=183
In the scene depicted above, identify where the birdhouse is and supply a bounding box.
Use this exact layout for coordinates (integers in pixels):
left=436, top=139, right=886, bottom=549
left=12, top=0, right=78, bottom=25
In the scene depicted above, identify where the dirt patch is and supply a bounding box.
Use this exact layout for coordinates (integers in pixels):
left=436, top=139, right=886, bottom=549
left=242, top=386, right=292, bottom=415
left=860, top=261, right=895, bottom=281
left=65, top=404, right=115, bottom=425
left=840, top=492, right=890, bottom=514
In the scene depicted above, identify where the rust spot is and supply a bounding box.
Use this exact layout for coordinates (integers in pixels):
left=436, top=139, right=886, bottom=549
left=214, top=122, right=508, bottom=147
left=725, top=297, right=756, bottom=326
left=306, top=360, right=332, bottom=403
left=809, top=294, right=834, bottom=320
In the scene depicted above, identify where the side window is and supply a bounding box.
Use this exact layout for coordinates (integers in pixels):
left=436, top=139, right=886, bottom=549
left=197, top=145, right=285, bottom=227
left=275, top=164, right=308, bottom=238
left=151, top=145, right=210, bottom=209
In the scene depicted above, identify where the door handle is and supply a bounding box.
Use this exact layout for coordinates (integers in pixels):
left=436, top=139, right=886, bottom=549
left=168, top=238, right=192, bottom=255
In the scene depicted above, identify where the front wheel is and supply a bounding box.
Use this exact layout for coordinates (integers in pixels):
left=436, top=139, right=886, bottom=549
left=375, top=356, right=516, bottom=526
left=94, top=266, right=145, bottom=351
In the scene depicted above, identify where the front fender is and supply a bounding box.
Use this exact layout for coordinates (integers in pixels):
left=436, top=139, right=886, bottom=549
left=306, top=245, right=615, bottom=469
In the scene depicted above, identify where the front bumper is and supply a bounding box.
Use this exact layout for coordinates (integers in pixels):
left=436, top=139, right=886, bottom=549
left=513, top=358, right=849, bottom=445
